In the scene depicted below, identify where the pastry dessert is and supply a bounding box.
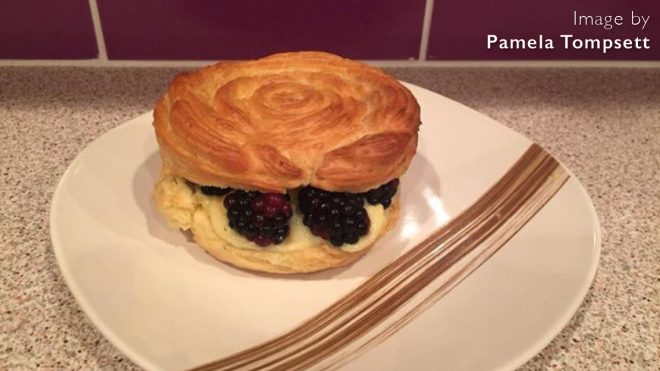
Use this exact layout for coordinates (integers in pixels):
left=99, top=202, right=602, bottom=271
left=152, top=51, right=420, bottom=274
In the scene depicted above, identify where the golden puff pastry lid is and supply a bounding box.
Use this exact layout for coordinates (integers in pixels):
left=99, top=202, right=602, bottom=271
left=154, top=51, right=420, bottom=193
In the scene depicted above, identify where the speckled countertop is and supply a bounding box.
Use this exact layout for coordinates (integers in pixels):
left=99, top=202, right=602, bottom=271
left=1, top=67, right=658, bottom=370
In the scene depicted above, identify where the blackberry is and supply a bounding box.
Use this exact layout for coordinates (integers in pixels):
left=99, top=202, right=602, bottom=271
left=200, top=185, right=232, bottom=196
left=363, top=179, right=399, bottom=209
left=223, top=191, right=292, bottom=247
left=298, top=186, right=370, bottom=247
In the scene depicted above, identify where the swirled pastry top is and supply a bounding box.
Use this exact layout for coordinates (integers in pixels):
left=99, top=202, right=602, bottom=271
left=154, top=51, right=420, bottom=192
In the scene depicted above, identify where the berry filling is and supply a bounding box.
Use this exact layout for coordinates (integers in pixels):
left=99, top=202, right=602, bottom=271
left=298, top=186, right=371, bottom=247
left=223, top=191, right=292, bottom=247
left=363, top=179, right=399, bottom=209
left=193, top=178, right=398, bottom=248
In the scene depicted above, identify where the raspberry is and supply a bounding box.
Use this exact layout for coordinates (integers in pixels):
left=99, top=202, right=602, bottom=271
left=298, top=186, right=370, bottom=247
left=223, top=191, right=292, bottom=246
left=363, top=179, right=399, bottom=209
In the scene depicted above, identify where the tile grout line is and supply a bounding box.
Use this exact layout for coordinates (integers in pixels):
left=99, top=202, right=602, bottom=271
left=418, top=0, right=435, bottom=61
left=0, top=59, right=658, bottom=68
left=87, top=0, right=107, bottom=60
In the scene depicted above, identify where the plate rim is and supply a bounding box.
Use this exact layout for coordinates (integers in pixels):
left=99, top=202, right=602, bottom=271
left=500, top=172, right=601, bottom=371
left=50, top=114, right=165, bottom=371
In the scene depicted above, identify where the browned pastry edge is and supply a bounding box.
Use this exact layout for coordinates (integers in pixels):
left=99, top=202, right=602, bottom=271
left=153, top=51, right=420, bottom=193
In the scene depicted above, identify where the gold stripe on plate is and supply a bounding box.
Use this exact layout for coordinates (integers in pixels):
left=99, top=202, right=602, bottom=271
left=190, top=144, right=570, bottom=371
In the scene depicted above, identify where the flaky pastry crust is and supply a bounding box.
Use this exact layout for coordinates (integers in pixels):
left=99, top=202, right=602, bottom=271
left=153, top=51, right=420, bottom=193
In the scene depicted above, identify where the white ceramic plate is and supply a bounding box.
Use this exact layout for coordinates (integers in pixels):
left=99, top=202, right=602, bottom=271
left=51, top=83, right=600, bottom=371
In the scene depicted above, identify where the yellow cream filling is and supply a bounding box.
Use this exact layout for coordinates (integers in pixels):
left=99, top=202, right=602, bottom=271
left=156, top=174, right=388, bottom=253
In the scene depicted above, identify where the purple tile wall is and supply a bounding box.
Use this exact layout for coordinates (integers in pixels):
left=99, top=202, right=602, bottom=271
left=428, top=0, right=660, bottom=60
left=0, top=0, right=97, bottom=59
left=96, top=0, right=426, bottom=60
left=0, top=0, right=657, bottom=61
